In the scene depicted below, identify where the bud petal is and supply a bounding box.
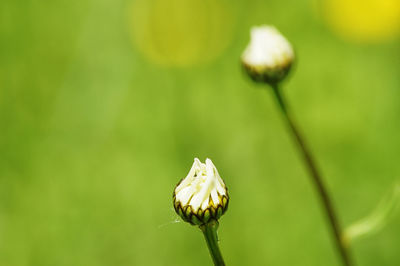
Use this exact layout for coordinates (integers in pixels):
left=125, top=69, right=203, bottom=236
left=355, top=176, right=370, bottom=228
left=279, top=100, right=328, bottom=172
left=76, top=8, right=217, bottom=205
left=173, top=158, right=229, bottom=225
left=241, top=25, right=294, bottom=84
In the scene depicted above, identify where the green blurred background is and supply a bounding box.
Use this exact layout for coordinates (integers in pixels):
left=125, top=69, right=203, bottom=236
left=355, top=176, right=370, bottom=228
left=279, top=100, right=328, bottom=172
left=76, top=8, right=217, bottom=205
left=1, top=0, right=400, bottom=265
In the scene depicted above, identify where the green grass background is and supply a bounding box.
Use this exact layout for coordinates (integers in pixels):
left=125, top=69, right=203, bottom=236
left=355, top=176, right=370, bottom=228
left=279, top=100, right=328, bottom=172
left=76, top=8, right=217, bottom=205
left=1, top=0, right=400, bottom=265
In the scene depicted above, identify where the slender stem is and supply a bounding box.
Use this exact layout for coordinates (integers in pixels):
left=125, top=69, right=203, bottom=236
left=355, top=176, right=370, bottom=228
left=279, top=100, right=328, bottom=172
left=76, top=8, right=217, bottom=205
left=270, top=84, right=353, bottom=266
left=200, top=220, right=226, bottom=266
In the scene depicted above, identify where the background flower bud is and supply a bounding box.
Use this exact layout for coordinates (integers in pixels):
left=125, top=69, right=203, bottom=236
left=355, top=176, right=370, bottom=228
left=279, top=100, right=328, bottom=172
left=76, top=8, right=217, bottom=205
left=173, top=158, right=229, bottom=226
left=241, top=25, right=294, bottom=84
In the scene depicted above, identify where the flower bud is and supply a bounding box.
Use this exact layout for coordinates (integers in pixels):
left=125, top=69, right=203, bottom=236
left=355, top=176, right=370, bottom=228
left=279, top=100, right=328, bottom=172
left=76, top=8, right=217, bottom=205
left=241, top=25, right=294, bottom=85
left=173, top=158, right=229, bottom=226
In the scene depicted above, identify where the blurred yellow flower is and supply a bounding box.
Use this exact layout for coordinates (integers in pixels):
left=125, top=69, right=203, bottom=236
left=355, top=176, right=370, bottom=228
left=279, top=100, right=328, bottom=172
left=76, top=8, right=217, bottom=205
left=322, top=0, right=400, bottom=43
left=129, top=0, right=234, bottom=67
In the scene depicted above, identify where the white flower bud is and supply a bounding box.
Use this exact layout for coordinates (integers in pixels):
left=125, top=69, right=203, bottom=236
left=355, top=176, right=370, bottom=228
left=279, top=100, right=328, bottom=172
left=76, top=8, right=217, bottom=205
left=173, top=158, right=229, bottom=225
left=241, top=25, right=294, bottom=84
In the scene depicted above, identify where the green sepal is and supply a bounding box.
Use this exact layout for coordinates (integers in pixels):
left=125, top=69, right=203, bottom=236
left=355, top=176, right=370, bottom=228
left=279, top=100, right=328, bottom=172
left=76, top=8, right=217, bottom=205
left=216, top=206, right=223, bottom=219
left=222, top=196, right=228, bottom=208
left=185, top=206, right=192, bottom=217
left=191, top=215, right=202, bottom=225
left=203, top=209, right=211, bottom=224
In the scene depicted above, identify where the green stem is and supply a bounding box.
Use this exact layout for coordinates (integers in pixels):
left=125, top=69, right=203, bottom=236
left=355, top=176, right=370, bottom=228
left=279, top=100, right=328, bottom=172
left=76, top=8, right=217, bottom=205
left=270, top=84, right=353, bottom=266
left=200, top=220, right=226, bottom=266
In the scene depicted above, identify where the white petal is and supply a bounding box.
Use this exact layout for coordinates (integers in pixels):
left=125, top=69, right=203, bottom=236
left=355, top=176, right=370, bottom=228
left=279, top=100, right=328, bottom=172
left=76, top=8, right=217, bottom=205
left=241, top=25, right=294, bottom=69
left=175, top=159, right=198, bottom=193
left=174, top=158, right=227, bottom=212
left=211, top=189, right=219, bottom=206
left=176, top=186, right=194, bottom=206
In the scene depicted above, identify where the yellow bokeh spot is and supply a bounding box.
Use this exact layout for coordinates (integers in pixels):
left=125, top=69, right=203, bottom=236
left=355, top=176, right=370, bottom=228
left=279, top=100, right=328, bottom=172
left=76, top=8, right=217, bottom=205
left=129, top=0, right=234, bottom=67
left=323, top=0, right=400, bottom=43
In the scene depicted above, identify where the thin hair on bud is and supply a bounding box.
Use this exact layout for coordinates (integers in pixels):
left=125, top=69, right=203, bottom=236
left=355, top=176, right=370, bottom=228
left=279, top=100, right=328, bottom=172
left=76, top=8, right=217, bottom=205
left=157, top=218, right=182, bottom=229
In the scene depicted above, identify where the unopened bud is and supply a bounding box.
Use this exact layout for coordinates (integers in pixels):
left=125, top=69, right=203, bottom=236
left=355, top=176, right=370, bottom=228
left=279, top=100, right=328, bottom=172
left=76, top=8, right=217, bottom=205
left=173, top=158, right=229, bottom=226
left=241, top=25, right=294, bottom=85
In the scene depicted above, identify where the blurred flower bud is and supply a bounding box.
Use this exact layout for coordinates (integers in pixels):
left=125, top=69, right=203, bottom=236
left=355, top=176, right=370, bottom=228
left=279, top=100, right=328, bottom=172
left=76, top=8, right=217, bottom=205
left=241, top=25, right=294, bottom=85
left=173, top=158, right=229, bottom=226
